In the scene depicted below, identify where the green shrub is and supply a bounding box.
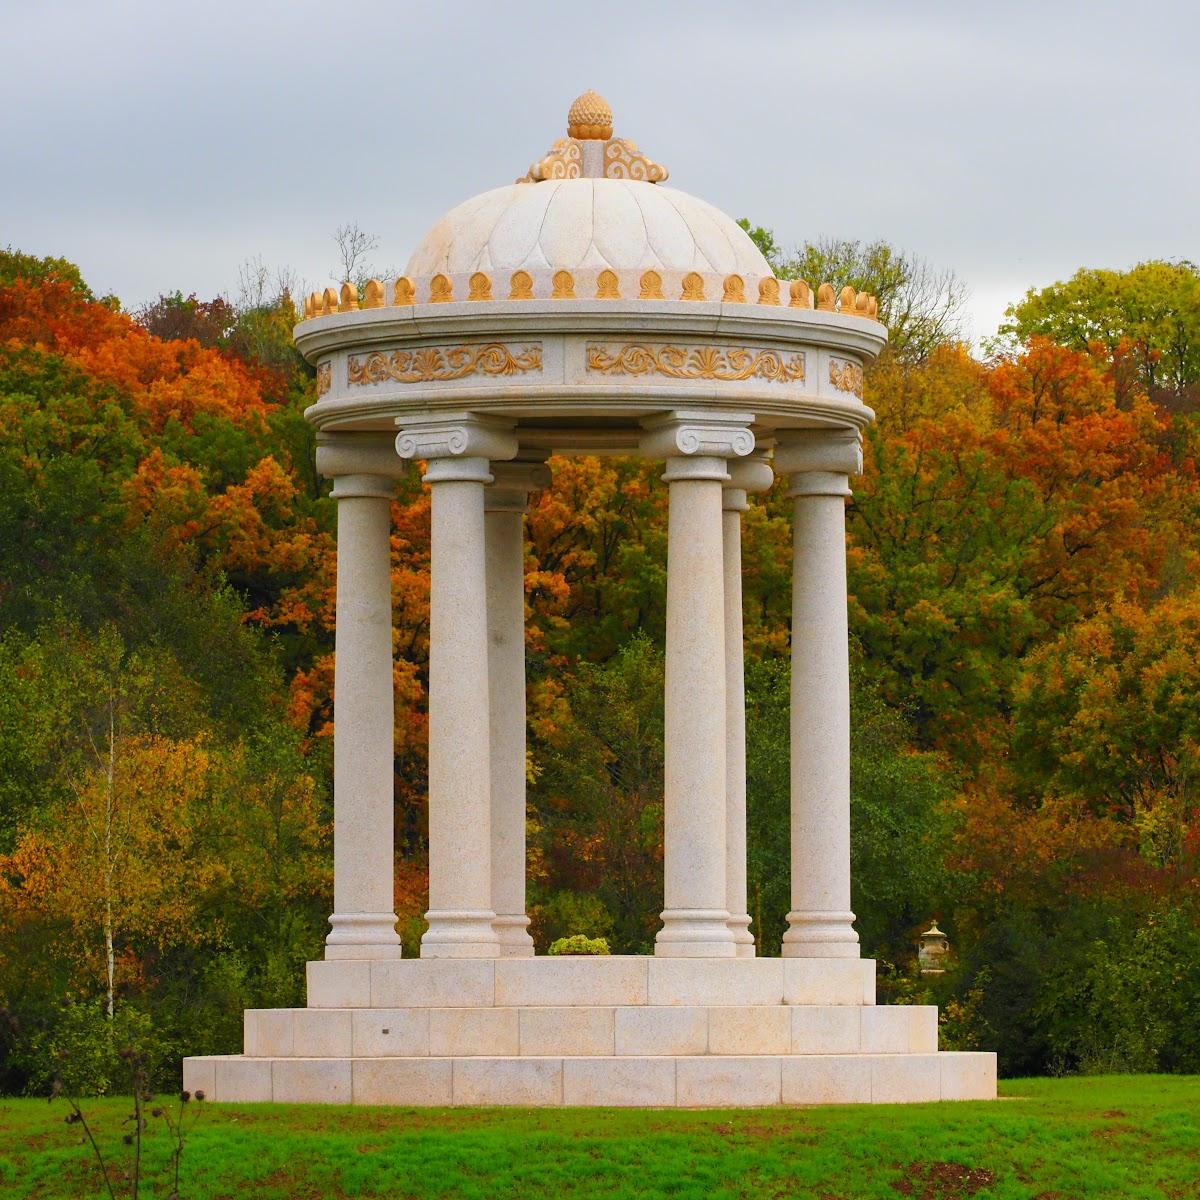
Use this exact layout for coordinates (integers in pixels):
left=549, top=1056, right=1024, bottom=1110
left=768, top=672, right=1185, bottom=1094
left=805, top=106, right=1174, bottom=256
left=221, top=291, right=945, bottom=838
left=547, top=934, right=611, bottom=956
left=10, top=999, right=160, bottom=1097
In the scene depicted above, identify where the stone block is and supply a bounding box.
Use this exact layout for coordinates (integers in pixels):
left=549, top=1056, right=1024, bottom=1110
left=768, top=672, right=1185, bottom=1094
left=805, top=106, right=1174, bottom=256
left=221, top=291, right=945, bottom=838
left=615, top=1006, right=708, bottom=1055
left=676, top=1057, right=781, bottom=1107
left=782, top=958, right=875, bottom=1006
left=429, top=1007, right=519, bottom=1056
left=453, top=1057, right=563, bottom=1106
left=562, top=1057, right=676, bottom=1106
left=646, top=958, right=783, bottom=1006
left=939, top=1052, right=997, bottom=1101
left=181, top=1057, right=215, bottom=1099
left=352, top=1008, right=431, bottom=1057
left=519, top=1007, right=615, bottom=1056
left=273, top=1058, right=352, bottom=1104
left=306, top=959, right=371, bottom=1008
left=353, top=1058, right=453, bottom=1105
left=792, top=1006, right=861, bottom=1054
left=370, top=960, right=495, bottom=1008
left=243, top=1010, right=293, bottom=1057
left=708, top=1005, right=791, bottom=1055
left=870, top=1054, right=941, bottom=1104
left=781, top=1055, right=871, bottom=1105
left=495, top=956, right=648, bottom=1007
left=214, top=1057, right=272, bottom=1103
left=860, top=1006, right=910, bottom=1054
left=293, top=1009, right=353, bottom=1057
left=909, top=1006, right=939, bottom=1054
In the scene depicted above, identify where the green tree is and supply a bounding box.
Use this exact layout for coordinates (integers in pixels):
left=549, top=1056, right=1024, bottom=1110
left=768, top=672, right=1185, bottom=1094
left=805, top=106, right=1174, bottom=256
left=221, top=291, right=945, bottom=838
left=745, top=660, right=956, bottom=960
left=736, top=223, right=968, bottom=361
left=529, top=635, right=665, bottom=952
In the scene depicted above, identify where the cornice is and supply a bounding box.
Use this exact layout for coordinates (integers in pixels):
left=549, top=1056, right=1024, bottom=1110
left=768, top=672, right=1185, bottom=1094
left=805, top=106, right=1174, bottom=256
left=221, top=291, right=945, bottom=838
left=294, top=303, right=887, bottom=363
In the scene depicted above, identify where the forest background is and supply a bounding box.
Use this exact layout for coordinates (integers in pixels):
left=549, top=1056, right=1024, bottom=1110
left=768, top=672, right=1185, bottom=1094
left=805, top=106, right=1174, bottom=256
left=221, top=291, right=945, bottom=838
left=1, top=235, right=1198, bottom=1095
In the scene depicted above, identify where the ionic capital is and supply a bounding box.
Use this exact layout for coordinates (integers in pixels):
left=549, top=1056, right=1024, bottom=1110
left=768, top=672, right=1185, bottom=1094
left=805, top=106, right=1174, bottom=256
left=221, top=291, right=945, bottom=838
left=639, top=410, right=756, bottom=464
left=775, top=429, right=862, bottom=496
left=330, top=473, right=397, bottom=501
left=485, top=455, right=552, bottom=513
left=395, top=413, right=519, bottom=467
left=316, top=431, right=406, bottom=482
left=725, top=454, right=775, bottom=495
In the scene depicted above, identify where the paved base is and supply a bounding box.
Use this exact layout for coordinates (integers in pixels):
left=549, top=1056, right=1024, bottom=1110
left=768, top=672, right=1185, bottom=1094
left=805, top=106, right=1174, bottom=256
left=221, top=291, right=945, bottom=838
left=305, top=955, right=878, bottom=1008
left=183, top=1051, right=995, bottom=1106
left=183, top=957, right=997, bottom=1106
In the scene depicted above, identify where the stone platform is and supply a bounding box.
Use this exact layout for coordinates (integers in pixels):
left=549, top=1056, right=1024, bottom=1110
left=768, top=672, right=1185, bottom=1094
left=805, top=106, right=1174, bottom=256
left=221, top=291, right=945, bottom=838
left=183, top=957, right=997, bottom=1107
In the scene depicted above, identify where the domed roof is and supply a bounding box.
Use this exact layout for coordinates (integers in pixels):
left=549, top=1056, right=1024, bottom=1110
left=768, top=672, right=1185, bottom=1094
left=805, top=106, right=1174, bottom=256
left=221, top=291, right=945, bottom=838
left=300, top=91, right=881, bottom=322
left=405, top=178, right=772, bottom=280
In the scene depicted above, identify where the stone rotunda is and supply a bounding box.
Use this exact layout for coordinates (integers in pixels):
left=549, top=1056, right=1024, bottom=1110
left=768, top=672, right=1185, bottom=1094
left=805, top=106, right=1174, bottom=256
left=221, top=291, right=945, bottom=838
left=185, top=92, right=996, bottom=1107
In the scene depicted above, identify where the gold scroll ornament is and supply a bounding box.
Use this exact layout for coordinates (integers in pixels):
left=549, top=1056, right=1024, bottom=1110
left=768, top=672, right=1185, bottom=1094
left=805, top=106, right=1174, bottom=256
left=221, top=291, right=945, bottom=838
left=603, top=138, right=668, bottom=182
left=587, top=343, right=805, bottom=384
left=316, top=362, right=331, bottom=397
left=519, top=138, right=583, bottom=183
left=828, top=358, right=864, bottom=396
left=348, top=344, right=543, bottom=386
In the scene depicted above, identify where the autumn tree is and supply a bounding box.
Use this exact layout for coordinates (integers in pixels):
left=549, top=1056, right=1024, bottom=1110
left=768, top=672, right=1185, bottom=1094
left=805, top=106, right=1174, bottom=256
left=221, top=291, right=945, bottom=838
left=135, top=291, right=237, bottom=347
left=1000, top=260, right=1200, bottom=408
left=846, top=339, right=1193, bottom=758
left=1012, top=596, right=1200, bottom=868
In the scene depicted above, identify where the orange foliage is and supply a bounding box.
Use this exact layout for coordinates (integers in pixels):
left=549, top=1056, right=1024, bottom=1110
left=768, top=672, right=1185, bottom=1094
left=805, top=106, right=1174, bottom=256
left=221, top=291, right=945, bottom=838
left=0, top=278, right=272, bottom=432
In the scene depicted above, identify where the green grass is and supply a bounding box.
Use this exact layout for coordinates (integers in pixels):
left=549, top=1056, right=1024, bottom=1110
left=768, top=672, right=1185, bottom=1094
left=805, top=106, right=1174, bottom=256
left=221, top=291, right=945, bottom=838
left=0, top=1076, right=1196, bottom=1199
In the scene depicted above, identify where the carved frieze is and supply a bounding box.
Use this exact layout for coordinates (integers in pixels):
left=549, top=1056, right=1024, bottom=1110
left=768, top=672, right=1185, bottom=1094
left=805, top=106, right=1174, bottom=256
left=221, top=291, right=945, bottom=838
left=348, top=344, right=543, bottom=386
left=586, top=343, right=805, bottom=385
left=828, top=358, right=865, bottom=397
left=316, top=362, right=331, bottom=397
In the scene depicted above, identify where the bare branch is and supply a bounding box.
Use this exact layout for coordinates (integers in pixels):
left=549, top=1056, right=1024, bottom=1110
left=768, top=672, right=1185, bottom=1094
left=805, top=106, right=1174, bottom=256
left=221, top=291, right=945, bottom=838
left=332, top=223, right=381, bottom=292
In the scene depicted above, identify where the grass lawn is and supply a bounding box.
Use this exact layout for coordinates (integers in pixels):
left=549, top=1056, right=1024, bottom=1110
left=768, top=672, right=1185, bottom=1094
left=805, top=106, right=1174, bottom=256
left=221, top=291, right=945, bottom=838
left=0, top=1075, right=1196, bottom=1199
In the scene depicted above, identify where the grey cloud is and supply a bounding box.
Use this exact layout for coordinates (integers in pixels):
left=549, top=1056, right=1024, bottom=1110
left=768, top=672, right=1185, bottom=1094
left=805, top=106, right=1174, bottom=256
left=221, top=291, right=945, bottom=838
left=3, top=0, right=1195, bottom=342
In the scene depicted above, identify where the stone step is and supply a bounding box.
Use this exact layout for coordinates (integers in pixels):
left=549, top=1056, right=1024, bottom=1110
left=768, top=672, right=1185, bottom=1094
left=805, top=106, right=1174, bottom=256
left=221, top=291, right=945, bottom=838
left=306, top=955, right=877, bottom=1009
left=245, top=1002, right=936, bottom=1059
left=183, top=1051, right=995, bottom=1106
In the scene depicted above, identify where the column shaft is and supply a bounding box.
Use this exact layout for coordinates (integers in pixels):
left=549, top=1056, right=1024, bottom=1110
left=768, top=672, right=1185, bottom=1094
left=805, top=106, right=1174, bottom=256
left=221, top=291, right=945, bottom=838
left=327, top=473, right=402, bottom=958
left=485, top=498, right=534, bottom=956
left=782, top=477, right=859, bottom=957
left=722, top=495, right=754, bottom=956
left=423, top=460, right=500, bottom=957
left=657, top=458, right=735, bottom=957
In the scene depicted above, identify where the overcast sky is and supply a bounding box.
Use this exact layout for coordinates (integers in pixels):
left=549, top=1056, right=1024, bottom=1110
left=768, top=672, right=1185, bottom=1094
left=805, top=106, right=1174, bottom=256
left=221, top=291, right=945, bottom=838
left=5, top=0, right=1196, bottom=343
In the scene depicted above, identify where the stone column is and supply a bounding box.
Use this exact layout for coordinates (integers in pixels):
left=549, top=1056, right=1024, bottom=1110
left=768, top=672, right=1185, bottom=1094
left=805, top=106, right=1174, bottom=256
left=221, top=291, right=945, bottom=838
left=722, top=454, right=774, bottom=957
left=775, top=428, right=863, bottom=959
left=641, top=411, right=755, bottom=958
left=485, top=456, right=551, bottom=957
left=315, top=432, right=407, bottom=960
left=396, top=414, right=518, bottom=958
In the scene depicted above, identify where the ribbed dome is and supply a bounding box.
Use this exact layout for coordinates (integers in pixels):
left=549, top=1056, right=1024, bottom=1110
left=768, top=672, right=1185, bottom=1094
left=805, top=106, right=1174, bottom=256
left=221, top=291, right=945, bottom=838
left=405, top=179, right=771, bottom=280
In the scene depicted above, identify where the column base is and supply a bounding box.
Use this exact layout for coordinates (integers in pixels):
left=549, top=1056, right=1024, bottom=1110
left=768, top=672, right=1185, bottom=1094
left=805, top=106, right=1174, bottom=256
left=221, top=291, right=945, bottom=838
left=656, top=909, right=738, bottom=958
left=782, top=911, right=860, bottom=959
left=421, top=910, right=501, bottom=959
left=493, top=914, right=535, bottom=958
left=325, top=913, right=403, bottom=960
left=728, top=913, right=756, bottom=957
